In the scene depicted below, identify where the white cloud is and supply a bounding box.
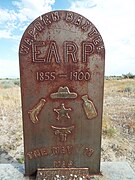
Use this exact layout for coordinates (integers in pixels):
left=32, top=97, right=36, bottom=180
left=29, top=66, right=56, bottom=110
left=0, top=30, right=12, bottom=39
left=0, top=8, right=17, bottom=23
left=0, top=8, right=18, bottom=39
left=0, top=0, right=55, bottom=39
left=69, top=0, right=135, bottom=75
left=0, top=59, right=19, bottom=78
left=12, top=0, right=55, bottom=21
left=70, top=0, right=97, bottom=8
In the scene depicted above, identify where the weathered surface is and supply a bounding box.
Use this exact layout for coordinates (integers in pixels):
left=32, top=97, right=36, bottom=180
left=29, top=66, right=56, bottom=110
left=19, top=10, right=105, bottom=176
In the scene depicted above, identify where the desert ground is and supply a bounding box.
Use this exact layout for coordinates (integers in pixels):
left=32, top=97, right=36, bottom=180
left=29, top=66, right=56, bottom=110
left=0, top=78, right=135, bottom=171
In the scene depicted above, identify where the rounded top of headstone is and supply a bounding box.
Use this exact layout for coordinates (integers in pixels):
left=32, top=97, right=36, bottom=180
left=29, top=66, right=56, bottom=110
left=19, top=10, right=105, bottom=58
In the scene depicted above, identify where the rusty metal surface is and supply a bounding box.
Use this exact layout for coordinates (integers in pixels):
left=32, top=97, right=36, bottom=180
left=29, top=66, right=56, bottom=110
left=19, top=10, right=105, bottom=176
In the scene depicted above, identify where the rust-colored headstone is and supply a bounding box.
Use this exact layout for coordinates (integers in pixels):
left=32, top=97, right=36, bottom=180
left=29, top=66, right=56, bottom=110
left=19, top=10, right=105, bottom=176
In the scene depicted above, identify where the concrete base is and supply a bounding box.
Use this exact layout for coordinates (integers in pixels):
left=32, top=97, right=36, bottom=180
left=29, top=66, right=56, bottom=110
left=0, top=162, right=135, bottom=180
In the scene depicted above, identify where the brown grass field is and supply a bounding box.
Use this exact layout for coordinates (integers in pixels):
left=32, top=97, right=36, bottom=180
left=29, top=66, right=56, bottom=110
left=0, top=78, right=135, bottom=170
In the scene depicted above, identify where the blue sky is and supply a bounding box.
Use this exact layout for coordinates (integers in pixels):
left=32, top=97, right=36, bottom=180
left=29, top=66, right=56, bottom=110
left=0, top=0, right=135, bottom=77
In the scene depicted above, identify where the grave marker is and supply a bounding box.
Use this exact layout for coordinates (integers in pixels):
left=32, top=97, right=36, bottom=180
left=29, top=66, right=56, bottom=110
left=19, top=10, right=105, bottom=177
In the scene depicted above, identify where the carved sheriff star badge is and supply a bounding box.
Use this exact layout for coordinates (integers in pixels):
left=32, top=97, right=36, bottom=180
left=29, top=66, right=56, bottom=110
left=54, top=103, right=71, bottom=120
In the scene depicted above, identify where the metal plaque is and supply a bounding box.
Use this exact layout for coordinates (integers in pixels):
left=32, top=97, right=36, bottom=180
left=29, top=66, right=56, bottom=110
left=36, top=168, right=89, bottom=180
left=19, top=10, right=105, bottom=176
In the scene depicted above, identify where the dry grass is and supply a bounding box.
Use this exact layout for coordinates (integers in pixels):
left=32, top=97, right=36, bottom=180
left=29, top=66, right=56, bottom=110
left=102, top=78, right=135, bottom=170
left=102, top=113, right=116, bottom=138
left=0, top=81, right=23, bottom=163
left=104, top=79, right=135, bottom=95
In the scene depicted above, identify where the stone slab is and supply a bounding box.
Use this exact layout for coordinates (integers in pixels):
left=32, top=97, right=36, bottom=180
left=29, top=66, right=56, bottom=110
left=0, top=162, right=135, bottom=180
left=101, top=162, right=135, bottom=180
